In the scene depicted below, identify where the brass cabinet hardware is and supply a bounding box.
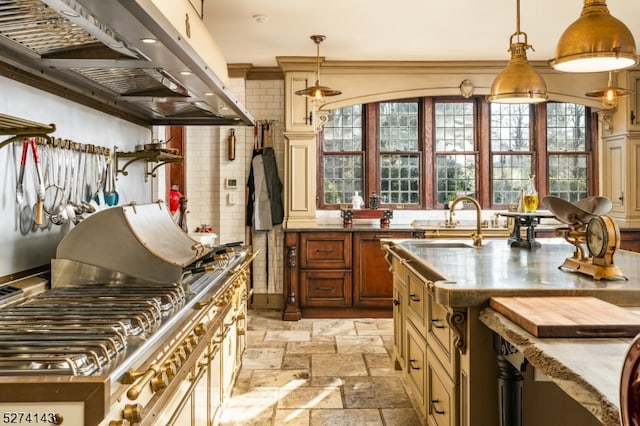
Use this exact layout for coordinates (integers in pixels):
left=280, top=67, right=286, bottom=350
left=431, top=319, right=446, bottom=329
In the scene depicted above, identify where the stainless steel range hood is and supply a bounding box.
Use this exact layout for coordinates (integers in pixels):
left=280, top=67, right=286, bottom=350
left=0, top=0, right=255, bottom=126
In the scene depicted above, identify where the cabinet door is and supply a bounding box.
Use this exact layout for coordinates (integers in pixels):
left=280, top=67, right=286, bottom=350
left=602, top=136, right=626, bottom=214
left=427, top=348, right=458, bottom=426
left=393, top=275, right=406, bottom=370
left=209, top=341, right=223, bottom=423
left=427, top=296, right=457, bottom=379
left=300, top=232, right=351, bottom=269
left=300, top=270, right=352, bottom=307
left=353, top=231, right=412, bottom=308
left=406, top=321, right=428, bottom=418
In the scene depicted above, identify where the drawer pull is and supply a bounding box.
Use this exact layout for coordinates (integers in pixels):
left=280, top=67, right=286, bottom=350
left=431, top=399, right=446, bottom=415
left=316, top=286, right=334, bottom=291
left=315, top=248, right=335, bottom=253
left=409, top=359, right=421, bottom=370
left=431, top=318, right=445, bottom=329
left=409, top=294, right=421, bottom=302
left=393, top=299, right=400, bottom=306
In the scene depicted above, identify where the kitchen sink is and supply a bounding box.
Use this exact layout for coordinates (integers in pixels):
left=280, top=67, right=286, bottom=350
left=404, top=240, right=495, bottom=249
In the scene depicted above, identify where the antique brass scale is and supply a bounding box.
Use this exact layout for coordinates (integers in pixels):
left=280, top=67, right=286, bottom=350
left=544, top=196, right=627, bottom=281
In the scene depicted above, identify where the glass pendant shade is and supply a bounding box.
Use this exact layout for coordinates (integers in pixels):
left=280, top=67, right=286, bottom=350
left=295, top=35, right=341, bottom=103
left=585, top=71, right=634, bottom=109
left=488, top=0, right=548, bottom=104
left=550, top=0, right=638, bottom=73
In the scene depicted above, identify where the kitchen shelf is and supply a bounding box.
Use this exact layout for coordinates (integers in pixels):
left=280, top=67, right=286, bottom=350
left=115, top=149, right=183, bottom=182
left=0, top=113, right=56, bottom=150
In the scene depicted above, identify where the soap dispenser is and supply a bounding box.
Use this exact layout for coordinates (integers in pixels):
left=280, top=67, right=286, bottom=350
left=352, top=191, right=364, bottom=209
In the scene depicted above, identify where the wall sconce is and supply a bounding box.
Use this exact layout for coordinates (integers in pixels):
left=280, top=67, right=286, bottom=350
left=550, top=0, right=638, bottom=73
left=228, top=128, right=236, bottom=161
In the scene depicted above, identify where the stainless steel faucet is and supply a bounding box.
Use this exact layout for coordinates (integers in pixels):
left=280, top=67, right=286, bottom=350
left=449, top=195, right=483, bottom=247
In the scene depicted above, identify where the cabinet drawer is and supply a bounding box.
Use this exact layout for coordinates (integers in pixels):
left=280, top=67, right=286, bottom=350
left=407, top=270, right=427, bottom=329
left=406, top=322, right=427, bottom=418
left=427, top=348, right=458, bottom=426
left=427, top=297, right=457, bottom=377
left=300, top=232, right=351, bottom=269
left=300, top=270, right=352, bottom=307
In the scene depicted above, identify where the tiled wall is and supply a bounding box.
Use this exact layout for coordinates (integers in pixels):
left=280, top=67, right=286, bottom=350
left=245, top=79, right=285, bottom=298
left=181, top=78, right=285, bottom=300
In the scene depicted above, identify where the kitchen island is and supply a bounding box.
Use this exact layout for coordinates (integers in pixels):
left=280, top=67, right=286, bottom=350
left=382, top=237, right=640, bottom=426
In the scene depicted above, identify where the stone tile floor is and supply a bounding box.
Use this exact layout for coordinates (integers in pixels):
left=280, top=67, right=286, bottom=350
left=218, top=309, right=421, bottom=425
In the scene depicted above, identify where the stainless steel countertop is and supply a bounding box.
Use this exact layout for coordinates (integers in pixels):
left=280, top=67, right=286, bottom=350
left=384, top=238, right=640, bottom=307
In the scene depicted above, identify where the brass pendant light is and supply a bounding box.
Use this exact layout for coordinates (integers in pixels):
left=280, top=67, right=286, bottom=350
left=487, top=0, right=548, bottom=104
left=295, top=35, right=342, bottom=103
left=550, top=0, right=638, bottom=73
left=585, top=71, right=634, bottom=109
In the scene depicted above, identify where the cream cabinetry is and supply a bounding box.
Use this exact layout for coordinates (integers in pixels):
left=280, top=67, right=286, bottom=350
left=602, top=134, right=640, bottom=225
left=391, top=255, right=407, bottom=370
left=390, top=257, right=460, bottom=425
left=141, top=260, right=251, bottom=426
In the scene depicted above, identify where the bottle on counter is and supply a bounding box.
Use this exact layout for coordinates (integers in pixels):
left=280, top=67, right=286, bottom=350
left=352, top=191, right=364, bottom=209
left=523, top=175, right=539, bottom=213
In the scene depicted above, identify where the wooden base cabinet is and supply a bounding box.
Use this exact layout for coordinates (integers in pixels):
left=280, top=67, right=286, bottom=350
left=283, top=230, right=413, bottom=318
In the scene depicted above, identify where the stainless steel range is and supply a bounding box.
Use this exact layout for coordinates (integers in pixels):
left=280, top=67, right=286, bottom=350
left=0, top=202, right=255, bottom=426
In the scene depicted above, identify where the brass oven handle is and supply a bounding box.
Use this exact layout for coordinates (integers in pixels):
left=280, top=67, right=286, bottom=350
left=207, top=342, right=221, bottom=361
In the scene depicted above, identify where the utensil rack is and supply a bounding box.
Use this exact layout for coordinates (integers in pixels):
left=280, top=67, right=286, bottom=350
left=115, top=148, right=183, bottom=182
left=0, top=113, right=56, bottom=149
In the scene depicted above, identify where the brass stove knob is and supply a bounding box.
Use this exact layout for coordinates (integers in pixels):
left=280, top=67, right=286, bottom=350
left=181, top=342, right=193, bottom=356
left=169, top=354, right=182, bottom=369
left=174, top=346, right=187, bottom=362
left=237, top=328, right=246, bottom=336
left=194, top=323, right=207, bottom=336
left=236, top=311, right=246, bottom=320
left=123, top=403, right=143, bottom=423
left=151, top=371, right=169, bottom=392
left=186, top=335, right=198, bottom=347
left=162, top=361, right=177, bottom=379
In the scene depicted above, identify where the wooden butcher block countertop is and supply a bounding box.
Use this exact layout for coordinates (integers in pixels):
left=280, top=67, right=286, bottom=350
left=489, top=296, right=640, bottom=338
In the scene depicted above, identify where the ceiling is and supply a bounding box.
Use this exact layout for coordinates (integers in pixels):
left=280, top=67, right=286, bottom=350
left=204, top=0, right=640, bottom=69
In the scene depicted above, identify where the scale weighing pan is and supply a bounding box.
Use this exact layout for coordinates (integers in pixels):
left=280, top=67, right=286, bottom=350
left=542, top=196, right=612, bottom=225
